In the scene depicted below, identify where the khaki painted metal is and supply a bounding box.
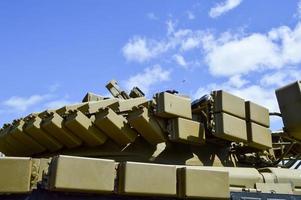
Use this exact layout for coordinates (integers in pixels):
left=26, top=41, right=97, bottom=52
left=0, top=128, right=20, bottom=156
left=48, top=155, right=116, bottom=193
left=78, top=98, right=118, bottom=114
left=82, top=92, right=104, bottom=102
left=256, top=183, right=293, bottom=194
left=213, top=90, right=246, bottom=119
left=0, top=125, right=31, bottom=156
left=259, top=168, right=301, bottom=195
left=0, top=157, right=32, bottom=193
left=276, top=81, right=301, bottom=140
left=10, top=120, right=46, bottom=154
left=155, top=92, right=192, bottom=119
left=213, top=112, right=248, bottom=142
left=247, top=122, right=272, bottom=149
left=41, top=112, right=82, bottom=148
left=110, top=97, right=148, bottom=113
left=245, top=101, right=270, bottom=127
left=118, top=162, right=177, bottom=196
left=186, top=166, right=263, bottom=190
left=94, top=108, right=137, bottom=145
left=24, top=116, right=63, bottom=152
left=178, top=167, right=229, bottom=199
left=128, top=106, right=166, bottom=145
left=64, top=110, right=107, bottom=146
left=56, top=103, right=87, bottom=115
left=167, top=117, right=205, bottom=145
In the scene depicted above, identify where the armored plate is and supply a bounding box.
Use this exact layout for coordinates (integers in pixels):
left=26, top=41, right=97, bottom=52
left=128, top=106, right=166, bottom=145
left=155, top=92, right=192, bottom=119
left=247, top=122, right=272, bottom=149
left=118, top=162, right=177, bottom=196
left=213, top=112, right=248, bottom=143
left=178, top=167, right=229, bottom=199
left=78, top=98, right=119, bottom=114
left=213, top=90, right=246, bottom=119
left=0, top=157, right=32, bottom=193
left=10, top=120, right=46, bottom=154
left=64, top=111, right=107, bottom=146
left=94, top=108, right=137, bottom=145
left=245, top=101, right=270, bottom=127
left=167, top=117, right=205, bottom=145
left=41, top=112, right=82, bottom=148
left=24, top=117, right=63, bottom=152
left=48, top=155, right=116, bottom=193
left=109, top=97, right=148, bottom=113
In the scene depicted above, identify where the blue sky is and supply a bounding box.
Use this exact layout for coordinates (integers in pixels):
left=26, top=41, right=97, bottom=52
left=0, top=0, right=301, bottom=130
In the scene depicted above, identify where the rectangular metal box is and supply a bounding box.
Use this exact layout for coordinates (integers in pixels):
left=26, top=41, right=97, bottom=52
left=48, top=155, right=116, bottom=193
left=155, top=92, right=192, bottom=119
left=167, top=118, right=205, bottom=145
left=213, top=90, right=246, bottom=119
left=128, top=106, right=166, bottom=145
left=245, top=101, right=270, bottom=127
left=276, top=81, right=301, bottom=140
left=213, top=112, right=248, bottom=142
left=94, top=108, right=137, bottom=145
left=64, top=111, right=107, bottom=146
left=178, top=167, right=229, bottom=199
left=247, top=122, right=272, bottom=150
left=0, top=157, right=32, bottom=193
left=118, top=162, right=177, bottom=196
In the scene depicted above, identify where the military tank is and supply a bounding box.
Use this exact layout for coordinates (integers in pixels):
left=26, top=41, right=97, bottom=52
left=0, top=80, right=301, bottom=200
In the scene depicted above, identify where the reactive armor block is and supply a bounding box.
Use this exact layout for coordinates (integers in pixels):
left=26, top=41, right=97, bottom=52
left=118, top=162, right=177, bottom=196
left=213, top=112, right=248, bottom=142
left=48, top=155, right=116, bottom=193
left=245, top=101, right=270, bottom=127
left=155, top=92, right=192, bottom=119
left=213, top=90, right=246, bottom=119
left=128, top=106, right=166, bottom=145
left=167, top=117, right=205, bottom=145
left=247, top=122, right=272, bottom=150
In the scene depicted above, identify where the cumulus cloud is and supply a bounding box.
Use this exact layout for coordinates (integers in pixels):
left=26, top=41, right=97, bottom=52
left=260, top=69, right=301, bottom=87
left=45, top=99, right=73, bottom=109
left=173, top=54, right=187, bottom=68
left=209, top=0, right=243, bottom=18
left=203, top=23, right=301, bottom=76
left=187, top=11, right=195, bottom=20
left=147, top=12, right=158, bottom=20
left=122, top=37, right=168, bottom=63
left=3, top=95, right=51, bottom=112
left=297, top=0, right=301, bottom=19
left=124, top=65, right=171, bottom=95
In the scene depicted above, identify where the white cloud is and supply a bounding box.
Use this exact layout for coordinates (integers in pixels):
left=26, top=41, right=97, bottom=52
left=2, top=95, right=50, bottom=112
left=209, top=0, right=243, bottom=18
left=122, top=37, right=168, bottom=63
left=203, top=33, right=281, bottom=76
left=45, top=99, right=73, bottom=109
left=297, top=0, right=301, bottom=19
left=260, top=69, right=301, bottom=87
left=166, top=20, right=176, bottom=35
left=227, top=75, right=249, bottom=88
left=124, top=65, right=171, bottom=95
left=173, top=54, right=187, bottom=68
left=187, top=11, right=195, bottom=20
left=147, top=12, right=158, bottom=20
left=203, top=23, right=301, bottom=76
left=49, top=83, right=61, bottom=93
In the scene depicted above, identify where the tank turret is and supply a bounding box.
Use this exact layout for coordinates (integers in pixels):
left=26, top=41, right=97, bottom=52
left=0, top=80, right=301, bottom=199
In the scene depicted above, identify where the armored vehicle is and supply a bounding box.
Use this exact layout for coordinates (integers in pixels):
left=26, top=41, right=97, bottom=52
left=0, top=80, right=301, bottom=200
